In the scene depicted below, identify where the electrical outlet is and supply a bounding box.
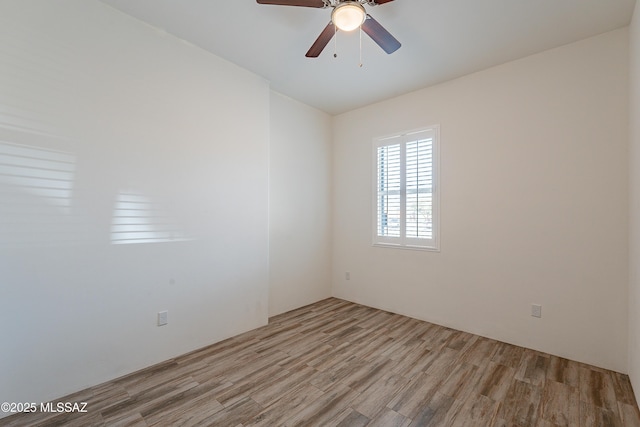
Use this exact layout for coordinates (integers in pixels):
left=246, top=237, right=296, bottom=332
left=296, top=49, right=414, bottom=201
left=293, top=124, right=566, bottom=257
left=345, top=272, right=350, bottom=280
left=158, top=310, right=168, bottom=326
left=531, top=304, right=542, bottom=318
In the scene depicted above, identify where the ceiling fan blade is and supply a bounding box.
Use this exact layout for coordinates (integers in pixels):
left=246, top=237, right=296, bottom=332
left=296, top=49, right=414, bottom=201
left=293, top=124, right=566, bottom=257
left=372, top=0, right=395, bottom=4
left=361, top=14, right=401, bottom=54
left=306, top=22, right=335, bottom=57
left=256, top=0, right=326, bottom=7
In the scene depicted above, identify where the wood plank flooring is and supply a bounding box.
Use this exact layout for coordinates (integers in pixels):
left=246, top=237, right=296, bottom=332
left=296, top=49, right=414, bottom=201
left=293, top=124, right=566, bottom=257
left=2, top=298, right=640, bottom=426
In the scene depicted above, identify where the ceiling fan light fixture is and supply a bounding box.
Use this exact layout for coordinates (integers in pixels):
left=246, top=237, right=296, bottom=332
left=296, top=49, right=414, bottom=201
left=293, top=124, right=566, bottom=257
left=331, top=3, right=366, bottom=32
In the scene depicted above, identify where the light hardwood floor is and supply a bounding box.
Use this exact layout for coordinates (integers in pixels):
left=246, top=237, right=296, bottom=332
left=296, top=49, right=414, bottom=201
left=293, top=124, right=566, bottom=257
left=2, top=298, right=640, bottom=426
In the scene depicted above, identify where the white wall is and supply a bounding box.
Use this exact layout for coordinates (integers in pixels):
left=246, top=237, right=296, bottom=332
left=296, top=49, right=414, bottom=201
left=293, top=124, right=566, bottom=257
left=333, top=29, right=629, bottom=372
left=268, top=92, right=332, bottom=316
left=629, top=0, right=640, bottom=406
left=0, top=0, right=269, bottom=408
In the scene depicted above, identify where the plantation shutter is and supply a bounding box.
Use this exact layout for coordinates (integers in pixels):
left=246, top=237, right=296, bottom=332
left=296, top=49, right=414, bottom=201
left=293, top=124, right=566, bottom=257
left=376, top=141, right=401, bottom=238
left=373, top=127, right=438, bottom=250
left=405, top=132, right=433, bottom=241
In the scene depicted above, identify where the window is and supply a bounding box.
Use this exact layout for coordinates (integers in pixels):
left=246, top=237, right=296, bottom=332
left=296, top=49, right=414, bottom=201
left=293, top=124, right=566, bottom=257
left=373, top=126, right=439, bottom=250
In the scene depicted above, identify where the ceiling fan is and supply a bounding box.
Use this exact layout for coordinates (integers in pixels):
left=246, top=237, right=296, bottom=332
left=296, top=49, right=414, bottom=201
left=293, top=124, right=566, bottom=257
left=256, top=0, right=401, bottom=58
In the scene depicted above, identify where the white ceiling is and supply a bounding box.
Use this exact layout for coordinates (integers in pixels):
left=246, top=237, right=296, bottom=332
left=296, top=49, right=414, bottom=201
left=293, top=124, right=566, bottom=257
left=100, top=0, right=636, bottom=115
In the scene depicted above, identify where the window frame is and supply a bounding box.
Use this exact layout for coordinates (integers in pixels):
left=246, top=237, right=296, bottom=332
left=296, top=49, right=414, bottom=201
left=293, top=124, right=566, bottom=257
left=372, top=125, right=440, bottom=251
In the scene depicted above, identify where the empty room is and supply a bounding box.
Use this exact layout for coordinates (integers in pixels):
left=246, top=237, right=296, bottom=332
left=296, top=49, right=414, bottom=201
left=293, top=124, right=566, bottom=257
left=2, top=0, right=640, bottom=425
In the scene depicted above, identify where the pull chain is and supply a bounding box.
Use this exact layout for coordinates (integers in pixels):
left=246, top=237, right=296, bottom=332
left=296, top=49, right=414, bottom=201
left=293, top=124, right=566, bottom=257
left=333, top=24, right=338, bottom=58
left=359, top=25, right=363, bottom=67
left=332, top=24, right=364, bottom=66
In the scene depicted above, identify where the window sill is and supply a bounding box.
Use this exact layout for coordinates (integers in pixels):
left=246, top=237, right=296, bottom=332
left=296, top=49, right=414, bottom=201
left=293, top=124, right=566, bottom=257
left=372, top=243, right=440, bottom=253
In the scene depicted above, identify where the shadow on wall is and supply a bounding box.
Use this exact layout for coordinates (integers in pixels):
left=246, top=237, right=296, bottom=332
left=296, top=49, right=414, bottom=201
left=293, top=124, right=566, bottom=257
left=0, top=138, right=192, bottom=248
left=111, top=191, right=192, bottom=245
